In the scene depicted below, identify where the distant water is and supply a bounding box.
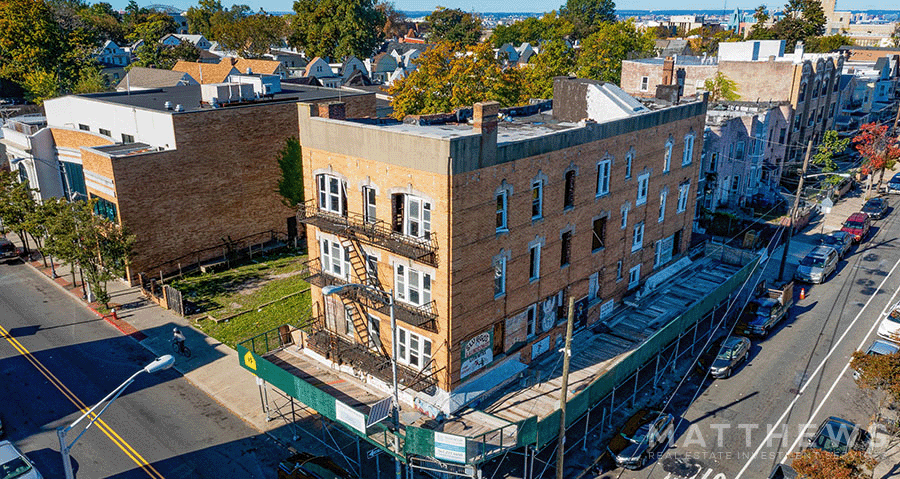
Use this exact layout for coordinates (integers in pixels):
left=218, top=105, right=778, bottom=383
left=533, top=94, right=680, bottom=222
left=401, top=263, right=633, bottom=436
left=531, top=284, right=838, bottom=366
left=399, top=8, right=899, bottom=16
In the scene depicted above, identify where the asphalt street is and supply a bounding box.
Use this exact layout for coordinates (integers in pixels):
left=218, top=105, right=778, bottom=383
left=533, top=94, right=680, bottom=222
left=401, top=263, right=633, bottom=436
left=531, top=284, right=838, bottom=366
left=0, top=260, right=287, bottom=479
left=609, top=206, right=900, bottom=479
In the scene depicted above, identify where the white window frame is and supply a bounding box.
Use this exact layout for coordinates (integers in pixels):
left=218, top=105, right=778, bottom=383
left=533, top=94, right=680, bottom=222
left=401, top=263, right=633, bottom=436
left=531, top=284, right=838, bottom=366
left=632, top=222, right=644, bottom=252
left=367, top=314, right=381, bottom=350
left=596, top=158, right=611, bottom=197
left=363, top=186, right=376, bottom=223
left=344, top=304, right=355, bottom=337
left=493, top=254, right=507, bottom=298
left=637, top=173, right=650, bottom=205
left=365, top=253, right=379, bottom=282
left=397, top=327, right=432, bottom=371
left=531, top=180, right=543, bottom=220
left=526, top=304, right=538, bottom=337
left=625, top=148, right=634, bottom=179
left=658, top=190, right=667, bottom=223
left=682, top=133, right=695, bottom=166
left=496, top=190, right=508, bottom=232
left=640, top=76, right=649, bottom=91
left=616, top=260, right=623, bottom=281
left=677, top=182, right=690, bottom=213
left=529, top=243, right=541, bottom=281
left=405, top=196, right=431, bottom=239
left=628, top=264, right=641, bottom=289
left=621, top=204, right=629, bottom=229
left=664, top=138, right=673, bottom=173
left=395, top=264, right=432, bottom=307
left=321, top=238, right=350, bottom=280
left=317, top=174, right=344, bottom=214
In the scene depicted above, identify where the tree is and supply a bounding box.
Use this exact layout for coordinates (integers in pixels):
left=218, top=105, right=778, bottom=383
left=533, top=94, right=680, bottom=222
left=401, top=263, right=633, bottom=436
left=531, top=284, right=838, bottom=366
left=277, top=137, right=304, bottom=208
left=772, top=0, right=826, bottom=52
left=521, top=39, right=575, bottom=100
left=704, top=72, right=740, bottom=102
left=0, top=0, right=67, bottom=88
left=851, top=340, right=900, bottom=401
left=184, top=0, right=223, bottom=40
left=214, top=11, right=287, bottom=58
left=560, top=0, right=616, bottom=39
left=0, top=170, right=38, bottom=253
left=854, top=122, right=900, bottom=197
left=425, top=7, right=482, bottom=45
left=377, top=2, right=408, bottom=40
left=807, top=34, right=853, bottom=53
left=289, top=0, right=385, bottom=60
left=72, top=63, right=108, bottom=93
left=813, top=130, right=850, bottom=172
left=489, top=12, right=573, bottom=48
left=791, top=449, right=875, bottom=479
left=892, top=23, right=900, bottom=48
left=576, top=20, right=651, bottom=84
left=388, top=42, right=510, bottom=118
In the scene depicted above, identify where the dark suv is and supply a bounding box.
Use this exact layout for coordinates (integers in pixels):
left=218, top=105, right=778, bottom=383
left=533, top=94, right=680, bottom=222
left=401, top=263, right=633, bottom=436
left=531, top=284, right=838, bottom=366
left=808, top=416, right=867, bottom=456
left=0, top=238, right=17, bottom=261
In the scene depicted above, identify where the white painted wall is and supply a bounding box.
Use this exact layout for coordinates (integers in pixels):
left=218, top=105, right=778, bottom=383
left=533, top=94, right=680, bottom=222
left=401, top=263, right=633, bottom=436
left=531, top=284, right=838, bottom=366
left=44, top=96, right=177, bottom=149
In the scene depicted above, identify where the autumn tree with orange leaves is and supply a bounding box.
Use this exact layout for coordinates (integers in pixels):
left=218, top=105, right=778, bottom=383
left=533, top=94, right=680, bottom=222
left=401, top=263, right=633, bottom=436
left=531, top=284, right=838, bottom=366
left=853, top=122, right=900, bottom=198
left=792, top=449, right=875, bottom=479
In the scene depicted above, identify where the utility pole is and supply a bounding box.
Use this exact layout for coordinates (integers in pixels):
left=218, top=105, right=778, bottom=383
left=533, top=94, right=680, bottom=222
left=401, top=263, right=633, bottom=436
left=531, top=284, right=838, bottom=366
left=779, top=139, right=814, bottom=282
left=556, top=296, right=575, bottom=479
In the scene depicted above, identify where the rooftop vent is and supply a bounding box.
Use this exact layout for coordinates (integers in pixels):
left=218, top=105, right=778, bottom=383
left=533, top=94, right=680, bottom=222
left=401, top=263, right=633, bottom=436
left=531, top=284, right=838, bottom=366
left=174, top=104, right=184, bottom=112
left=164, top=101, right=173, bottom=110
left=246, top=67, right=252, bottom=74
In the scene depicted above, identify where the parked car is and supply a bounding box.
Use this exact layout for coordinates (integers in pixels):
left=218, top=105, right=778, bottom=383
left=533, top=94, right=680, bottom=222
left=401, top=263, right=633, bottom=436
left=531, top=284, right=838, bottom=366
left=795, top=246, right=839, bottom=284
left=887, top=172, right=900, bottom=193
left=0, top=440, right=42, bottom=479
left=808, top=416, right=866, bottom=456
left=877, top=300, right=900, bottom=342
left=277, top=452, right=352, bottom=479
left=709, top=336, right=751, bottom=378
left=0, top=238, right=16, bottom=261
left=853, top=339, right=900, bottom=380
left=840, top=212, right=871, bottom=242
left=608, top=410, right=675, bottom=469
left=862, top=197, right=889, bottom=219
left=821, top=231, right=853, bottom=259
left=768, top=463, right=797, bottom=479
left=739, top=281, right=793, bottom=337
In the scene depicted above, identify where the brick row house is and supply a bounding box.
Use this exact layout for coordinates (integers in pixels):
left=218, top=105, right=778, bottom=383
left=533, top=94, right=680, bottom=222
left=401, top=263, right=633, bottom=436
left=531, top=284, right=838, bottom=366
left=295, top=77, right=706, bottom=413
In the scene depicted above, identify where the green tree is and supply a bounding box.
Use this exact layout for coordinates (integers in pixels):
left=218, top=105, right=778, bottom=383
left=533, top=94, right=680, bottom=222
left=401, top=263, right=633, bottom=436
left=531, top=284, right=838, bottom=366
left=892, top=23, right=900, bottom=48
left=807, top=34, right=852, bottom=53
left=0, top=0, right=67, bottom=87
left=0, top=171, right=38, bottom=253
left=704, top=72, right=740, bottom=101
left=489, top=12, right=573, bottom=48
left=560, top=0, right=616, bottom=39
left=277, top=137, right=305, bottom=207
left=425, top=7, right=482, bottom=45
left=520, top=39, right=575, bottom=100
left=22, top=70, right=62, bottom=104
left=576, top=20, right=652, bottom=84
left=378, top=2, right=408, bottom=39
left=72, top=63, right=108, bottom=93
left=772, top=0, right=826, bottom=52
left=185, top=0, right=223, bottom=40
left=214, top=11, right=287, bottom=58
left=289, top=0, right=385, bottom=60
left=812, top=130, right=850, bottom=171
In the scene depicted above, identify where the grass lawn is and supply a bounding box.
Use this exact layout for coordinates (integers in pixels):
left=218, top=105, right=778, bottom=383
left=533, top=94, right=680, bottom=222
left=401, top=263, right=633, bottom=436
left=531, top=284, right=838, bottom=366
left=170, top=252, right=311, bottom=348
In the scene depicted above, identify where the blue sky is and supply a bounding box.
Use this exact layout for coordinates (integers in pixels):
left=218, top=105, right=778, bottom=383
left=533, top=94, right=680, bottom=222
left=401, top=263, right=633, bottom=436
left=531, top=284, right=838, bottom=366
left=133, top=0, right=889, bottom=14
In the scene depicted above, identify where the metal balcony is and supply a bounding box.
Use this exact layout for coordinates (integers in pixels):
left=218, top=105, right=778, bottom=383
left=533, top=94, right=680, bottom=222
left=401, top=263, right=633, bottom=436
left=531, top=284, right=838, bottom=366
left=301, top=258, right=439, bottom=334
left=297, top=201, right=438, bottom=266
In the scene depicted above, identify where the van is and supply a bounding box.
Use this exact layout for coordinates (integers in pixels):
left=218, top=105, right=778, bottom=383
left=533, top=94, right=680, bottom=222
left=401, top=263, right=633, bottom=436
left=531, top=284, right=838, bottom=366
left=795, top=246, right=839, bottom=284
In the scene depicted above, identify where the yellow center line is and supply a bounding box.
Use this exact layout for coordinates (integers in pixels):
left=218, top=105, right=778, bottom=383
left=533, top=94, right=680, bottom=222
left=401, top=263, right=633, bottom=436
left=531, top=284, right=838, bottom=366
left=0, top=324, right=165, bottom=479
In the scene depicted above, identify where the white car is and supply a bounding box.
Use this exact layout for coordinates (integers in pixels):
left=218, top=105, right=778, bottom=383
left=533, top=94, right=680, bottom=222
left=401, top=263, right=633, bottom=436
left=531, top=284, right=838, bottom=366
left=877, top=303, right=900, bottom=343
left=0, top=440, right=42, bottom=479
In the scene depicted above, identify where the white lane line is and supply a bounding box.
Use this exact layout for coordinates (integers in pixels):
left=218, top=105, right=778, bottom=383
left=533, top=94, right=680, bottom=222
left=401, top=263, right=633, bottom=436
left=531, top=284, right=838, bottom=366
left=734, top=254, right=900, bottom=479
left=778, top=267, right=900, bottom=463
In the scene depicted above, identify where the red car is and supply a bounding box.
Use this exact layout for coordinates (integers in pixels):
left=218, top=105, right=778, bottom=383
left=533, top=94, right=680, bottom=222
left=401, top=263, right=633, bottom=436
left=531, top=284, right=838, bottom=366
left=840, top=212, right=871, bottom=242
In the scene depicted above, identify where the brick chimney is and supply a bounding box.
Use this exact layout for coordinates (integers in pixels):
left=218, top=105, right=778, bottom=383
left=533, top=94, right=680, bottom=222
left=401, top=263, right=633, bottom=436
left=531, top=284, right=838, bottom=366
left=662, top=56, right=675, bottom=86
left=317, top=101, right=346, bottom=120
left=473, top=101, right=499, bottom=167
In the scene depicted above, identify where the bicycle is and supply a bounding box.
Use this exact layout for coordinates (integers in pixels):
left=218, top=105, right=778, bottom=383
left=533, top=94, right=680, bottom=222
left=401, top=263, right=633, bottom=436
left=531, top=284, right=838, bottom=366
left=172, top=339, right=192, bottom=358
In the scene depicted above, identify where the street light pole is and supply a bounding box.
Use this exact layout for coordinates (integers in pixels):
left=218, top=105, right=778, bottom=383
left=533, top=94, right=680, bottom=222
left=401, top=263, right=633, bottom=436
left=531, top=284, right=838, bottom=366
left=57, top=355, right=175, bottom=479
left=779, top=139, right=814, bottom=282
left=322, top=284, right=402, bottom=479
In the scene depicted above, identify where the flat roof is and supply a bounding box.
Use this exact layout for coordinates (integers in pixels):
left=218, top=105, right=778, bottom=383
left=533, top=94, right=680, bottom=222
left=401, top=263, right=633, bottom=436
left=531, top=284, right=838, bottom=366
left=77, top=83, right=369, bottom=113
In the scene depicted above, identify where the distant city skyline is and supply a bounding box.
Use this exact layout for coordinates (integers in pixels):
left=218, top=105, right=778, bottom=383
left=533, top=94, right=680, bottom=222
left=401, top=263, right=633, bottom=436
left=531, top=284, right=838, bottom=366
left=128, top=0, right=897, bottom=15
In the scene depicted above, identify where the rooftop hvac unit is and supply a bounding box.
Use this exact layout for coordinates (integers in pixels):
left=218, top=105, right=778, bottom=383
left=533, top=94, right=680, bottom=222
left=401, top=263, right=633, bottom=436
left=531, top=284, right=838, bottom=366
left=174, top=104, right=184, bottom=112
left=164, top=101, right=173, bottom=110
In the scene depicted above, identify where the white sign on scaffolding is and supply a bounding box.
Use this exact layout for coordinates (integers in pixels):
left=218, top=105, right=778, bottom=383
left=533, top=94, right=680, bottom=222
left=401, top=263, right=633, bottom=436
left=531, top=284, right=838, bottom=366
left=335, top=400, right=366, bottom=434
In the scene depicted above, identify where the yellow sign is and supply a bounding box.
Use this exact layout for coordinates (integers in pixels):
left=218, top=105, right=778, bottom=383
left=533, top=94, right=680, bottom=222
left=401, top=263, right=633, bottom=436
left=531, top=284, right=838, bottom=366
left=244, top=350, right=257, bottom=371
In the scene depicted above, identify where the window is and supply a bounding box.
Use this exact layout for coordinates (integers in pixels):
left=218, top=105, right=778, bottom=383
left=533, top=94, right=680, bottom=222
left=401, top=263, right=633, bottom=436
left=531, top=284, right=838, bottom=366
left=531, top=180, right=543, bottom=219
left=529, top=243, right=541, bottom=281
left=563, top=170, right=576, bottom=209
left=121, top=133, right=134, bottom=143
left=658, top=190, right=667, bottom=223
left=632, top=222, right=644, bottom=252
left=821, top=82, right=828, bottom=96
left=625, top=148, right=634, bottom=179
left=677, top=182, right=690, bottom=212
left=807, top=111, right=814, bottom=127
left=640, top=76, right=649, bottom=91
left=731, top=175, right=740, bottom=191
left=616, top=260, right=623, bottom=281
left=682, top=133, right=695, bottom=166
left=99, top=128, right=111, bottom=137
left=596, top=159, right=611, bottom=196
left=636, top=173, right=649, bottom=205
left=496, top=191, right=508, bottom=231
left=526, top=305, right=538, bottom=337
left=320, top=238, right=350, bottom=280
left=793, top=115, right=802, bottom=131
left=628, top=264, right=641, bottom=289
left=621, top=204, right=629, bottom=229
left=709, top=152, right=718, bottom=172
left=365, top=254, right=378, bottom=283
left=664, top=137, right=673, bottom=172
left=812, top=81, right=819, bottom=98
left=397, top=327, right=432, bottom=371
left=363, top=186, right=376, bottom=223
left=592, top=217, right=606, bottom=251
left=560, top=231, right=572, bottom=267
left=798, top=82, right=807, bottom=102
left=78, top=124, right=89, bottom=131
left=395, top=264, right=432, bottom=307
left=735, top=142, right=745, bottom=160
left=493, top=255, right=507, bottom=298
left=393, top=195, right=431, bottom=239
left=91, top=196, right=118, bottom=222
left=779, top=128, right=786, bottom=144
left=344, top=305, right=355, bottom=336
left=317, top=174, right=346, bottom=215
left=655, top=234, right=675, bottom=268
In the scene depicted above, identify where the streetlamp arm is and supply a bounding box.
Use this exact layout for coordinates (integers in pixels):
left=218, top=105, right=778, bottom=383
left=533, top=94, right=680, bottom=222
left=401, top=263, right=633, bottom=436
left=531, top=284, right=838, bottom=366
left=62, top=369, right=143, bottom=447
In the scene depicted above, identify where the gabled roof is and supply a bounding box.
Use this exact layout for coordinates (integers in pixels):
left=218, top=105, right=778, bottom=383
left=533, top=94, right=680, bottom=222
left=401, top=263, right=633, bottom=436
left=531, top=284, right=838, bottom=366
left=116, top=67, right=198, bottom=91
left=171, top=61, right=238, bottom=84
left=229, top=57, right=284, bottom=75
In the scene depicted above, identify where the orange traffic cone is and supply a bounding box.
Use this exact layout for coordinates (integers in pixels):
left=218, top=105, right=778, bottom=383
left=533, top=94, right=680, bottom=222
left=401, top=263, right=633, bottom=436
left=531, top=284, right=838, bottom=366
left=800, top=288, right=806, bottom=300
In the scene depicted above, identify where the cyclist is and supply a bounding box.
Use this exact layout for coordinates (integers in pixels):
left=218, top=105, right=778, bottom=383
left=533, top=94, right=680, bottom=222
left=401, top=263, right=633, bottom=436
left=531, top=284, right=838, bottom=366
left=172, top=327, right=186, bottom=352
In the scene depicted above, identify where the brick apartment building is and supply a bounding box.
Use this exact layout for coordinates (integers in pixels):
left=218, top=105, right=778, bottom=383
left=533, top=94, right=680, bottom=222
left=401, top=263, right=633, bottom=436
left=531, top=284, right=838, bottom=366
left=37, top=77, right=375, bottom=282
left=295, top=77, right=706, bottom=414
